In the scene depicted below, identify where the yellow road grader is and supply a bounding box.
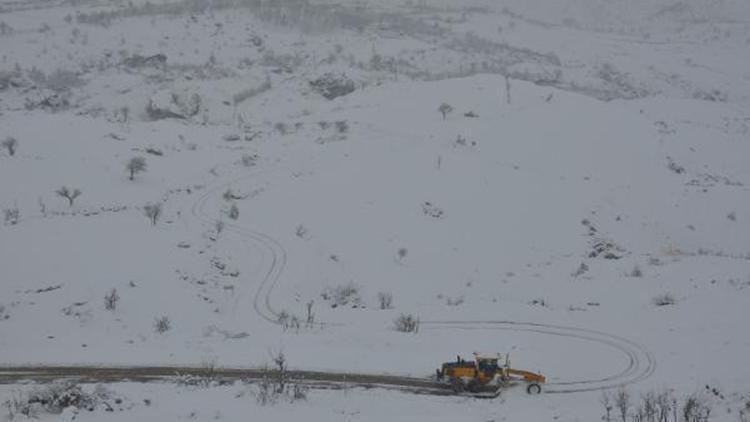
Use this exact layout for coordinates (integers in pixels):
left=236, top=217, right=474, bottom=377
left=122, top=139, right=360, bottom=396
left=436, top=352, right=545, bottom=396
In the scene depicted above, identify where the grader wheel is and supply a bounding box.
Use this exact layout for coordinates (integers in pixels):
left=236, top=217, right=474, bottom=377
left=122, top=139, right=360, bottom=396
left=526, top=383, right=542, bottom=394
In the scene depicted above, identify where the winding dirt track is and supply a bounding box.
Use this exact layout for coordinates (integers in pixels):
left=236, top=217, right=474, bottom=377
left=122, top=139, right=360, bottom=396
left=0, top=175, right=655, bottom=396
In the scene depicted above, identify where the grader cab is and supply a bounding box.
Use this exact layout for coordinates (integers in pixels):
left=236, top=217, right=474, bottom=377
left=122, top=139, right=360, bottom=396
left=436, top=352, right=545, bottom=395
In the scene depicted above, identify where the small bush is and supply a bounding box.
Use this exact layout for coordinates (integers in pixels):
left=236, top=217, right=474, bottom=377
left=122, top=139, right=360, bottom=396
left=241, top=153, right=258, bottom=167
left=2, top=136, right=17, bottom=156
left=321, top=282, right=362, bottom=308
left=154, top=316, right=171, bottom=334
left=334, top=120, right=349, bottom=134
left=394, top=313, right=419, bottom=333
left=228, top=204, right=239, bottom=220
left=26, top=381, right=98, bottom=413
left=309, top=73, right=356, bottom=100
left=3, top=207, right=19, bottom=225
left=572, top=262, right=589, bottom=277
left=652, top=293, right=676, bottom=307
left=377, top=292, right=393, bottom=309
left=104, top=288, right=119, bottom=311
left=3, top=390, right=35, bottom=419
left=144, top=202, right=162, bottom=225
left=629, top=265, right=643, bottom=278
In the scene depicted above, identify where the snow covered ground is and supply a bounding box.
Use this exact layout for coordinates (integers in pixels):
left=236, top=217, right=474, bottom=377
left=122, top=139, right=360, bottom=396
left=1, top=0, right=749, bottom=420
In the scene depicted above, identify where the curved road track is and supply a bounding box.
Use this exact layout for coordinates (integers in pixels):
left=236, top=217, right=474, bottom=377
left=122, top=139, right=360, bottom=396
left=0, top=175, right=656, bottom=395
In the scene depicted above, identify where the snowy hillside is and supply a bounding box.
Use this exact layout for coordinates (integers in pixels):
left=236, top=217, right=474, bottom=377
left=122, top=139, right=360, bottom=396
left=1, top=0, right=749, bottom=421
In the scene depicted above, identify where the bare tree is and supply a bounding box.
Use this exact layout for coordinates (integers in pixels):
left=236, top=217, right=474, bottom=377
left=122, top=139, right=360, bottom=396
left=438, top=103, right=453, bottom=120
left=655, top=390, right=673, bottom=422
left=641, top=391, right=657, bottom=422
left=56, top=186, right=81, bottom=207
left=126, top=156, right=146, bottom=181
left=681, top=394, right=711, bottom=422
left=144, top=202, right=162, bottom=225
left=272, top=350, right=287, bottom=393
left=615, top=387, right=631, bottom=422
left=2, top=137, right=17, bottom=156
left=600, top=391, right=613, bottom=421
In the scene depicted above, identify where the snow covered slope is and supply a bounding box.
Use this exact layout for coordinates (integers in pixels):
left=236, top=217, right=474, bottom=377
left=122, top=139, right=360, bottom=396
left=1, top=0, right=749, bottom=420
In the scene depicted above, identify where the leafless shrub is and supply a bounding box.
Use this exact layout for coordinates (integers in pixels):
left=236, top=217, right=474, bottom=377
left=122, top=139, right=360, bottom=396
left=667, top=156, right=685, bottom=175
left=682, top=394, right=711, bottom=422
left=3, top=206, right=19, bottom=225
left=438, top=102, right=453, bottom=120
left=572, top=262, right=589, bottom=277
left=144, top=202, right=162, bottom=225
left=309, top=73, right=356, bottom=100
left=274, top=122, right=288, bottom=135
left=615, top=387, right=631, bottom=422
left=655, top=390, right=674, bottom=422
left=422, top=201, right=444, bottom=218
left=227, top=204, right=239, bottom=220
left=26, top=381, right=98, bottom=413
left=630, top=265, right=644, bottom=278
left=35, top=68, right=85, bottom=92
left=652, top=293, right=676, bottom=307
left=396, top=248, right=408, bottom=263
left=528, top=298, right=547, bottom=307
left=3, top=390, right=35, bottom=419
left=640, top=390, right=657, bottom=422
left=727, top=212, right=737, bottom=222
left=377, top=292, right=393, bottom=310
left=2, top=136, right=17, bottom=156
left=223, top=188, right=242, bottom=201
left=394, top=313, right=419, bottom=333
left=241, top=153, right=258, bottom=167
left=600, top=391, right=613, bottom=421
left=692, top=88, right=727, bottom=102
left=295, top=224, right=308, bottom=239
left=56, top=186, right=81, bottom=207
left=321, top=282, right=362, bottom=308
left=176, top=357, right=218, bottom=388
left=305, top=300, right=315, bottom=327
left=334, top=120, right=349, bottom=134
left=740, top=400, right=750, bottom=422
left=215, top=219, right=225, bottom=234
left=254, top=376, right=275, bottom=406
left=104, top=288, right=119, bottom=311
left=596, top=62, right=648, bottom=99
left=126, top=156, right=147, bottom=180
left=154, top=316, right=171, bottom=334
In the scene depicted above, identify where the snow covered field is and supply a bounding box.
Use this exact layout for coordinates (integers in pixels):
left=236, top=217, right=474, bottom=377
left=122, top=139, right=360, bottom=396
left=1, top=0, right=749, bottom=420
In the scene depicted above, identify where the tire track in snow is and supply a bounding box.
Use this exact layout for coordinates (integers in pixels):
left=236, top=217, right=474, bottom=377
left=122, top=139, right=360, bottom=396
left=0, top=175, right=654, bottom=396
left=189, top=175, right=656, bottom=394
